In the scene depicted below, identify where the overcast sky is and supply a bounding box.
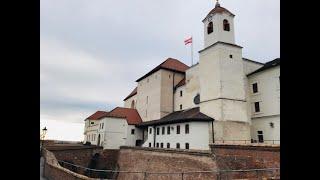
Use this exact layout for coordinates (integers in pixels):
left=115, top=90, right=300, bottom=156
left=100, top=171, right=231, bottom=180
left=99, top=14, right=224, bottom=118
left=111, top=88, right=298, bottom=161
left=40, top=0, right=279, bottom=141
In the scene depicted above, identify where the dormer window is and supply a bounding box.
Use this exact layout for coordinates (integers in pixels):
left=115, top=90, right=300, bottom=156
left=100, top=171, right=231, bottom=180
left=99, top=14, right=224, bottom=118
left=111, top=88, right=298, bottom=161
left=207, top=22, right=213, bottom=34
left=223, top=19, right=230, bottom=31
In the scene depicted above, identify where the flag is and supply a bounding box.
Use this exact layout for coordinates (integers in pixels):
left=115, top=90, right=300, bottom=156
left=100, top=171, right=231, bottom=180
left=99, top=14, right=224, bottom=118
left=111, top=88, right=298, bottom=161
left=184, top=37, right=192, bottom=45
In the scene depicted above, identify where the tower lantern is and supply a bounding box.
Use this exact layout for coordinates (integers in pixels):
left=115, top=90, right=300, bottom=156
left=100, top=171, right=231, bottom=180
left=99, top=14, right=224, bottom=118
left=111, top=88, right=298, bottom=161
left=202, top=1, right=236, bottom=48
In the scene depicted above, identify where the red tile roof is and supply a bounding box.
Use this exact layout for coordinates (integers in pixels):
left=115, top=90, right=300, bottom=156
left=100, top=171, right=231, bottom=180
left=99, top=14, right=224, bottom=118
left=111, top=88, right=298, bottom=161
left=86, top=111, right=108, bottom=120
left=202, top=5, right=235, bottom=22
left=123, top=87, right=137, bottom=101
left=136, top=58, right=189, bottom=82
left=175, top=77, right=186, bottom=89
left=104, top=107, right=142, bottom=125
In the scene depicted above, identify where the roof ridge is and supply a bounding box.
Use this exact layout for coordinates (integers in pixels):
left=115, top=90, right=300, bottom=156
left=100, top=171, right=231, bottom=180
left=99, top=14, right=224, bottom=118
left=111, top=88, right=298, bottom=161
left=136, top=57, right=189, bottom=82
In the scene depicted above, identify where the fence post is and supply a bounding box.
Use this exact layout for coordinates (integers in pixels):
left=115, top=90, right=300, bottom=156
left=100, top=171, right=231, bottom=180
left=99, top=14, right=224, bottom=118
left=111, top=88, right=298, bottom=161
left=256, top=170, right=262, bottom=180
left=181, top=172, right=184, bottom=180
left=216, top=171, right=221, bottom=180
left=143, top=172, right=147, bottom=180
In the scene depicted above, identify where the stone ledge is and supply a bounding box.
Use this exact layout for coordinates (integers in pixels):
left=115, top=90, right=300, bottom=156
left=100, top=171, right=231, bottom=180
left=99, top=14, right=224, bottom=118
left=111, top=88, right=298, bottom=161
left=210, top=143, right=280, bottom=151
left=120, top=146, right=212, bottom=156
left=45, top=145, right=103, bottom=151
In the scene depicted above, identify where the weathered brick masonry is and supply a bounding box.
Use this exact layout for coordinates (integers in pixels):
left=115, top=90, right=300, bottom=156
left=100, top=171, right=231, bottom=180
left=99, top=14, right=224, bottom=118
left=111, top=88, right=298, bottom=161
left=116, top=146, right=217, bottom=180
left=46, top=145, right=103, bottom=175
left=211, top=144, right=280, bottom=179
left=43, top=144, right=279, bottom=180
left=44, top=145, right=119, bottom=179
left=43, top=149, right=99, bottom=180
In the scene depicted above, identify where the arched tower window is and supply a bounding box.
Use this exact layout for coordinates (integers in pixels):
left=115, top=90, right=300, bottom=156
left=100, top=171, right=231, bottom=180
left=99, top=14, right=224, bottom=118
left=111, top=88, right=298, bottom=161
left=207, top=22, right=213, bottom=34
left=223, top=19, right=230, bottom=31
left=131, top=100, right=135, bottom=109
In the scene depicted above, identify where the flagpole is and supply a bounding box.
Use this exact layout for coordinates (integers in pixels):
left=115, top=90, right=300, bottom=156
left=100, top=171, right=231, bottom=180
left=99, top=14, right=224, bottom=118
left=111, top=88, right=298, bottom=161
left=191, top=36, right=193, bottom=66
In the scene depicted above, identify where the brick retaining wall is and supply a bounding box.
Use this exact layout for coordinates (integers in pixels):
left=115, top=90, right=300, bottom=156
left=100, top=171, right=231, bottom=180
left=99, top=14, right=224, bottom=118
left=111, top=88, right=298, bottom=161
left=43, top=149, right=98, bottom=180
left=210, top=144, right=280, bottom=179
left=116, top=146, right=217, bottom=180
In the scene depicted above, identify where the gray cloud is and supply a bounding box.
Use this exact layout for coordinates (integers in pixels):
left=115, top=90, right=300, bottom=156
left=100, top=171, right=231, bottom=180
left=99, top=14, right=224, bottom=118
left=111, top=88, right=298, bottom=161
left=41, top=0, right=279, bottom=125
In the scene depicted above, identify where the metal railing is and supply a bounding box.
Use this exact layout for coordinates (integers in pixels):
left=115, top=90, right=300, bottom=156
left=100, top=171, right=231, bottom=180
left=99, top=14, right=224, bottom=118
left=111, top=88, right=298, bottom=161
left=57, top=160, right=280, bottom=180
left=214, top=140, right=280, bottom=145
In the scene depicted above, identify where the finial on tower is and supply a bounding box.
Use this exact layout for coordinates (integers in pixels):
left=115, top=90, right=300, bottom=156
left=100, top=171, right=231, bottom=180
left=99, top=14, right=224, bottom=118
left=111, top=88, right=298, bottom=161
left=215, top=0, right=220, bottom=7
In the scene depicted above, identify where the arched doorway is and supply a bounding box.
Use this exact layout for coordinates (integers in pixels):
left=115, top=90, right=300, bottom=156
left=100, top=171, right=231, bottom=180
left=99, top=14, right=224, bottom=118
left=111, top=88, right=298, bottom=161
left=97, top=134, right=101, bottom=146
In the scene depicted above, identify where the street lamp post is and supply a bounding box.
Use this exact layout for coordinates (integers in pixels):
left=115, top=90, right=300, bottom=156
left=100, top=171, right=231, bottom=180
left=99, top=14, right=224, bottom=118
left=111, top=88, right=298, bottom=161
left=40, top=127, right=47, bottom=158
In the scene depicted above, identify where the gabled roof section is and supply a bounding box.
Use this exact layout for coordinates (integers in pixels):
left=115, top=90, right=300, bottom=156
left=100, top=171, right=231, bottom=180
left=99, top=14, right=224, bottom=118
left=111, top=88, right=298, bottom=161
left=247, top=58, right=280, bottom=76
left=123, top=87, right=137, bottom=101
left=202, top=3, right=235, bottom=22
left=85, top=111, right=108, bottom=121
left=137, top=107, right=214, bottom=127
left=242, top=58, right=265, bottom=65
left=198, top=41, right=242, bottom=53
left=103, top=107, right=142, bottom=125
left=175, top=77, right=186, bottom=89
left=136, top=58, right=189, bottom=82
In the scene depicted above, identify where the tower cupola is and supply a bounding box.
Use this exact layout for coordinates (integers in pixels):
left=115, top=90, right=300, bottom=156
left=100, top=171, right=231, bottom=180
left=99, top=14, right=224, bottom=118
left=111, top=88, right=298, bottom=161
left=202, top=0, right=236, bottom=48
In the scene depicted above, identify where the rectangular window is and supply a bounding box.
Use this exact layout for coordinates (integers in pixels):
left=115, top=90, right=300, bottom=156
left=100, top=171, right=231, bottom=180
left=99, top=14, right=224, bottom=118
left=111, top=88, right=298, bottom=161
left=157, top=127, right=160, bottom=135
left=254, top=102, right=260, bottom=112
left=162, top=127, right=165, bottom=135
left=180, top=104, right=182, bottom=110
left=131, top=129, right=135, bottom=135
left=177, top=125, right=180, bottom=134
left=167, top=143, right=170, bottom=148
left=149, top=128, right=152, bottom=134
left=149, top=143, right=151, bottom=147
left=160, top=143, right=163, bottom=148
left=252, top=83, right=258, bottom=93
left=102, top=123, right=104, bottom=129
left=257, top=131, right=264, bottom=143
left=156, top=143, right=159, bottom=148
left=167, top=126, right=170, bottom=135
left=185, top=124, right=189, bottom=134
left=185, top=143, right=189, bottom=149
left=176, top=143, right=180, bottom=149
left=180, top=90, right=183, bottom=97
left=91, top=122, right=94, bottom=125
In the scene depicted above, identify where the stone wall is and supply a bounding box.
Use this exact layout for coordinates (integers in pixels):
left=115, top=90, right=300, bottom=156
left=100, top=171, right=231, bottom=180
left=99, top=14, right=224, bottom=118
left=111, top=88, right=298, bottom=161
left=46, top=145, right=103, bottom=175
left=116, top=146, right=217, bottom=180
left=44, top=145, right=119, bottom=179
left=43, top=144, right=280, bottom=180
left=211, top=144, right=280, bottom=179
left=43, top=149, right=98, bottom=180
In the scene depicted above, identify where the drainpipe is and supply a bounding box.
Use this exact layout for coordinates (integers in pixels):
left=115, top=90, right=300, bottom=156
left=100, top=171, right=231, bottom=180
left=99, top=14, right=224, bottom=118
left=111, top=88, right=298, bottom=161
left=153, top=126, right=156, bottom=147
left=172, top=72, right=175, bottom=112
left=212, top=121, right=215, bottom=144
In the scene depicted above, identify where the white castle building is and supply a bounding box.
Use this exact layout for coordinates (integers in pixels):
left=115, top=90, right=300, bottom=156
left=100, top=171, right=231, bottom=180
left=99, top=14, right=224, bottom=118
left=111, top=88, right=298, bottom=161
left=83, top=2, right=280, bottom=150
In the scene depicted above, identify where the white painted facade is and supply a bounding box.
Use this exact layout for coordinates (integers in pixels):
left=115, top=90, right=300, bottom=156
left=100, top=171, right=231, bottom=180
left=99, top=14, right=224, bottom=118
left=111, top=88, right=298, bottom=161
left=84, top=2, right=279, bottom=150
left=84, top=120, right=100, bottom=145
left=142, top=121, right=213, bottom=150
left=124, top=95, right=137, bottom=109
left=174, top=64, right=200, bottom=111
left=248, top=66, right=280, bottom=144
left=84, top=117, right=143, bottom=149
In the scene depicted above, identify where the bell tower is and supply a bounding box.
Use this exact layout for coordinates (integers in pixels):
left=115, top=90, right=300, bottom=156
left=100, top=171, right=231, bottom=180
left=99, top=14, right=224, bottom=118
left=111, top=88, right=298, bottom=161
left=203, top=0, right=235, bottom=48
left=199, top=1, right=251, bottom=142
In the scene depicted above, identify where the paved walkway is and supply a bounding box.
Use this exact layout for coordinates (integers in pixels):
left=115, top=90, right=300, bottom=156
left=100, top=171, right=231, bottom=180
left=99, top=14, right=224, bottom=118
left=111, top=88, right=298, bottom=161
left=40, top=157, right=47, bottom=180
